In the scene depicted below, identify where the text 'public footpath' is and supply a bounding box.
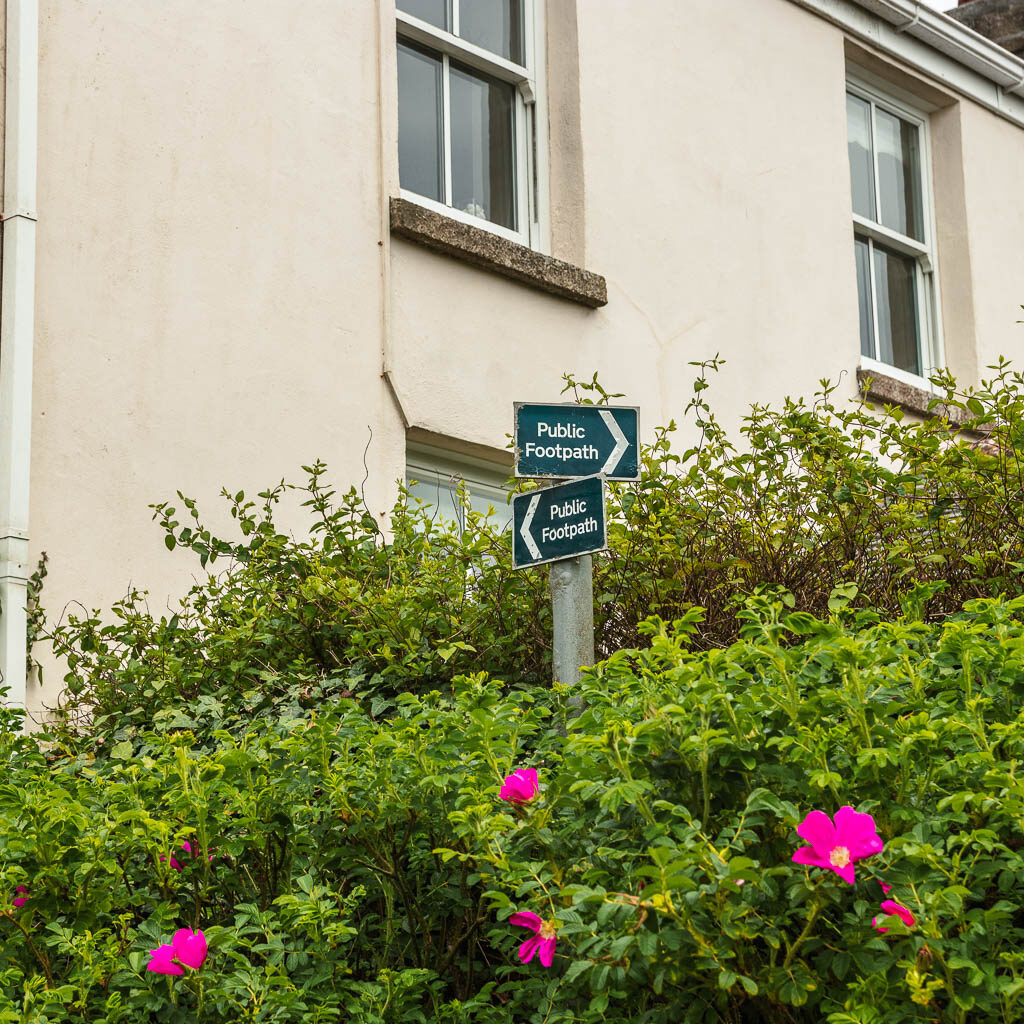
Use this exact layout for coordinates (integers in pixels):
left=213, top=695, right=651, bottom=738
left=511, top=474, right=607, bottom=569
left=522, top=423, right=601, bottom=464
left=539, top=496, right=598, bottom=544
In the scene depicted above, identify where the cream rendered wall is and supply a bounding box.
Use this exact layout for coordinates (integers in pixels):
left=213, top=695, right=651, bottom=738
left=28, top=1, right=406, bottom=718
left=389, top=0, right=860, bottom=458
left=576, top=0, right=861, bottom=432
left=957, top=104, right=1024, bottom=373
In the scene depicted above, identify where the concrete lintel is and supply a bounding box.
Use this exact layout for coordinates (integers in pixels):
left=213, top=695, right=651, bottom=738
left=406, top=426, right=514, bottom=469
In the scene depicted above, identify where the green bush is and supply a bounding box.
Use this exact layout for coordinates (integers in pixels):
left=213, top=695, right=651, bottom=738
left=48, top=361, right=1024, bottom=740
left=13, top=360, right=1024, bottom=1021
left=6, top=595, right=1024, bottom=1021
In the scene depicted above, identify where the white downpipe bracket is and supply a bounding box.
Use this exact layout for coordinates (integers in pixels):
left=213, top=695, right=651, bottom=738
left=0, top=0, right=39, bottom=713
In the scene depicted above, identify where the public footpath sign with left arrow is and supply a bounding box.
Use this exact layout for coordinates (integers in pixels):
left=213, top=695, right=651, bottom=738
left=512, top=475, right=607, bottom=569
left=514, top=403, right=639, bottom=481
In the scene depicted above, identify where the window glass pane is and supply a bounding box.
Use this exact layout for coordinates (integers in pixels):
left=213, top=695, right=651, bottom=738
left=406, top=472, right=469, bottom=529
left=846, top=93, right=875, bottom=221
left=873, top=245, right=920, bottom=376
left=458, top=0, right=524, bottom=64
left=854, top=236, right=874, bottom=359
left=397, top=43, right=444, bottom=203
left=875, top=108, right=923, bottom=241
left=397, top=0, right=449, bottom=31
left=406, top=453, right=510, bottom=531
left=450, top=62, right=516, bottom=230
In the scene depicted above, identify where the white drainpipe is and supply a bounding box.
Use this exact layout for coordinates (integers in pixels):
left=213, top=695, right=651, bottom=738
left=0, top=0, right=38, bottom=712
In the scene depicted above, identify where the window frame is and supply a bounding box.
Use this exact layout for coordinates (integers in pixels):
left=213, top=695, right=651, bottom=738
left=847, top=72, right=945, bottom=392
left=396, top=1, right=548, bottom=250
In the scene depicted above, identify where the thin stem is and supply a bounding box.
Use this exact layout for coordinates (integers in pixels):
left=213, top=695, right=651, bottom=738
left=783, top=891, right=824, bottom=971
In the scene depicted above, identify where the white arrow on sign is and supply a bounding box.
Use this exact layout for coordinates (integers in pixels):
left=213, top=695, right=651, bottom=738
left=599, top=410, right=628, bottom=475
left=519, top=492, right=542, bottom=560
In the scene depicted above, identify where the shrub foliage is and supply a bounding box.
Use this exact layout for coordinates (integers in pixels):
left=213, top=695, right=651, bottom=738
left=6, top=361, right=1024, bottom=1021
left=7, top=596, right=1024, bottom=1021
left=49, top=360, right=1024, bottom=737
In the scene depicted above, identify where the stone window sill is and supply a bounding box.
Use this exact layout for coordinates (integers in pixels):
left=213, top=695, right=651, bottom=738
left=389, top=198, right=607, bottom=309
left=856, top=367, right=968, bottom=425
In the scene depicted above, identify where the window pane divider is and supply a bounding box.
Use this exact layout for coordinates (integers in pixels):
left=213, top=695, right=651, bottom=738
left=869, top=101, right=882, bottom=224
left=868, top=237, right=881, bottom=364
left=914, top=263, right=935, bottom=376
left=515, top=94, right=529, bottom=242
left=397, top=11, right=530, bottom=84
left=441, top=53, right=453, bottom=207
left=852, top=214, right=928, bottom=259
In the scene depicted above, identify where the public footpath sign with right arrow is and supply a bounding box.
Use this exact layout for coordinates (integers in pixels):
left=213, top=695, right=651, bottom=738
left=512, top=475, right=607, bottom=569
left=514, top=403, right=639, bottom=481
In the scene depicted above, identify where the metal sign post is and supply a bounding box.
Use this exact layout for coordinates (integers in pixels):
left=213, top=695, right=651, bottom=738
left=512, top=401, right=639, bottom=692
left=549, top=554, right=595, bottom=689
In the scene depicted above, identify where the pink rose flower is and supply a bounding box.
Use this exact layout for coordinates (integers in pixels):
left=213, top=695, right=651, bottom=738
left=172, top=928, right=208, bottom=970
left=873, top=899, right=915, bottom=933
left=146, top=928, right=208, bottom=975
left=510, top=910, right=557, bottom=967
left=499, top=769, right=538, bottom=805
left=12, top=885, right=28, bottom=909
left=791, top=806, right=883, bottom=885
left=159, top=845, right=185, bottom=872
left=146, top=944, right=182, bottom=976
left=159, top=841, right=213, bottom=872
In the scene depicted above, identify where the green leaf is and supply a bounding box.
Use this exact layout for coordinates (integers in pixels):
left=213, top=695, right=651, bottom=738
left=562, top=959, right=591, bottom=985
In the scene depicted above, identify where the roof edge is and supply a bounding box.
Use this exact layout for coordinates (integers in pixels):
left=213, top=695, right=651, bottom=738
left=787, top=0, right=1024, bottom=126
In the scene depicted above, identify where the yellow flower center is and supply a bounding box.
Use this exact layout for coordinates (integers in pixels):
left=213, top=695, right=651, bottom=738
left=829, top=846, right=851, bottom=868
left=539, top=920, right=557, bottom=940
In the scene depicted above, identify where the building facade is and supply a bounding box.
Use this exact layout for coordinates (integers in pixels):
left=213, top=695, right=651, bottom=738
left=0, top=0, right=1023, bottom=717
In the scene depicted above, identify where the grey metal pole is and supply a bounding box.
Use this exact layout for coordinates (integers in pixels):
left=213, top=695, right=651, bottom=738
left=549, top=554, right=595, bottom=687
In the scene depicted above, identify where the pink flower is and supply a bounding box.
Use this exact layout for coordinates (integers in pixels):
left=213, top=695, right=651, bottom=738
left=873, top=899, right=915, bottom=933
left=146, top=928, right=208, bottom=976
left=791, top=806, right=883, bottom=885
left=159, top=846, right=185, bottom=872
left=160, top=841, right=212, bottom=872
left=510, top=911, right=557, bottom=967
left=880, top=882, right=892, bottom=894
left=12, top=885, right=28, bottom=909
left=172, top=928, right=208, bottom=970
left=146, top=944, right=183, bottom=976
left=499, top=769, right=538, bottom=805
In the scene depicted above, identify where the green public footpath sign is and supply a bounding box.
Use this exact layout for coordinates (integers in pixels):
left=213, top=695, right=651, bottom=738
left=512, top=475, right=607, bottom=568
left=514, top=403, right=640, bottom=481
